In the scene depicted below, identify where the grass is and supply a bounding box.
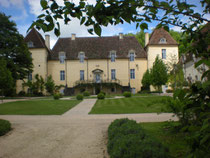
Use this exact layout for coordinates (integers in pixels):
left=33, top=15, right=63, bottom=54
left=141, top=122, right=189, bottom=158
left=0, top=119, right=11, bottom=136
left=0, top=100, right=81, bottom=115
left=89, top=96, right=171, bottom=114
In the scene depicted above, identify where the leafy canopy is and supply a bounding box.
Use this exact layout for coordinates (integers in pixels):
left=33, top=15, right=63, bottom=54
left=150, top=56, right=168, bottom=91
left=0, top=12, right=33, bottom=80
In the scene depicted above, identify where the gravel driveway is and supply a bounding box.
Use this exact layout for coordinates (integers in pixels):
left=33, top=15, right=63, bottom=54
left=0, top=99, right=178, bottom=158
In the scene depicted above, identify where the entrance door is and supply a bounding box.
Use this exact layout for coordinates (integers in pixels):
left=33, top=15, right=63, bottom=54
left=95, top=73, right=101, bottom=83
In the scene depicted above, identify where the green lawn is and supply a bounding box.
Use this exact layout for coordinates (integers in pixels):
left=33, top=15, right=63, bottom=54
left=0, top=100, right=81, bottom=115
left=89, top=96, right=171, bottom=114
left=141, top=122, right=189, bottom=158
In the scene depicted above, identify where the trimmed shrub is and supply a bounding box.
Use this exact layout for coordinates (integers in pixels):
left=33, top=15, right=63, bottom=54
left=18, top=91, right=26, bottom=96
left=83, top=91, right=90, bottom=97
left=0, top=119, right=11, bottom=136
left=97, top=93, right=105, bottom=99
left=123, top=91, right=132, bottom=97
left=58, top=93, right=63, bottom=98
left=76, top=94, right=83, bottom=100
left=107, top=118, right=169, bottom=158
left=166, top=89, right=173, bottom=93
left=100, top=91, right=106, bottom=96
left=53, top=93, right=60, bottom=100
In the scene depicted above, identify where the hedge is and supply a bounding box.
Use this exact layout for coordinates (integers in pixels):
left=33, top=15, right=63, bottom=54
left=0, top=119, right=11, bottom=136
left=107, top=118, right=169, bottom=158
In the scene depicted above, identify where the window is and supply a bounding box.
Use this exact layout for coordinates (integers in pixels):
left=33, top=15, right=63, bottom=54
left=27, top=41, right=33, bottom=48
left=28, top=73, right=32, bottom=81
left=159, top=38, right=166, bottom=43
left=130, top=52, right=135, bottom=61
left=111, top=52, right=116, bottom=62
left=59, top=52, right=65, bottom=63
left=79, top=52, right=85, bottom=63
left=60, top=71, right=65, bottom=80
left=162, top=49, right=166, bottom=59
left=80, top=70, right=84, bottom=80
left=130, top=69, right=135, bottom=79
left=111, top=69, right=116, bottom=80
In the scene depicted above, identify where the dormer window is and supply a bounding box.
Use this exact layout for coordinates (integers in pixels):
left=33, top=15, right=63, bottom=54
left=129, top=51, right=135, bottom=61
left=79, top=52, right=85, bottom=63
left=159, top=38, right=166, bottom=43
left=110, top=51, right=116, bottom=62
left=59, top=52, right=66, bottom=63
left=27, top=41, right=33, bottom=48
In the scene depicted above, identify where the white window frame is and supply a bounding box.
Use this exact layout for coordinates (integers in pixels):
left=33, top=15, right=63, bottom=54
left=27, top=41, right=34, bottom=48
left=60, top=70, right=65, bottom=80
left=111, top=69, right=116, bottom=80
left=80, top=70, right=84, bottom=81
left=160, top=38, right=166, bottom=43
left=110, top=51, right=116, bottom=62
left=59, top=52, right=66, bottom=64
left=130, top=69, right=135, bottom=79
left=129, top=52, right=135, bottom=61
left=162, top=49, right=166, bottom=59
left=79, top=52, right=85, bottom=63
left=28, top=73, right=32, bottom=81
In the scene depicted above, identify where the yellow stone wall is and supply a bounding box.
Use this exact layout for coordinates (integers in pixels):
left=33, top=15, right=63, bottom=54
left=16, top=48, right=48, bottom=93
left=147, top=45, right=179, bottom=69
left=47, top=58, right=147, bottom=93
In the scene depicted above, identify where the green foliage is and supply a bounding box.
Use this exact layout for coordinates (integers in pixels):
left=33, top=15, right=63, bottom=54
left=97, top=93, right=105, bottom=99
left=123, top=91, right=132, bottom=97
left=125, top=30, right=146, bottom=47
left=100, top=91, right=106, bottom=96
left=76, top=94, right=83, bottom=100
left=83, top=91, right=90, bottom=96
left=141, top=70, right=151, bottom=89
left=53, top=93, right=60, bottom=100
left=166, top=81, right=210, bottom=157
left=108, top=118, right=169, bottom=158
left=150, top=56, right=168, bottom=91
left=0, top=12, right=33, bottom=81
left=22, top=74, right=45, bottom=96
left=45, top=75, right=55, bottom=95
left=18, top=91, right=26, bottom=96
left=0, top=59, right=14, bottom=97
left=0, top=119, right=11, bottom=136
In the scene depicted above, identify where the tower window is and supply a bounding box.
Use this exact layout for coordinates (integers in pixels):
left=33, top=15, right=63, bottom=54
left=59, top=52, right=66, bottom=63
left=79, top=52, right=85, bottom=63
left=159, top=38, right=166, bottom=43
left=162, top=49, right=166, bottom=59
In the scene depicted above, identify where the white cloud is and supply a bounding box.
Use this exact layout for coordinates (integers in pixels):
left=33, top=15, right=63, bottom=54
left=27, top=0, right=124, bottom=48
left=0, top=0, right=28, bottom=21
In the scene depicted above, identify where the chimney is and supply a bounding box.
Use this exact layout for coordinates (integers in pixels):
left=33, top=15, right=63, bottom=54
left=45, top=35, right=50, bottom=49
left=145, top=32, right=149, bottom=47
left=71, top=33, right=76, bottom=40
left=119, top=33, right=123, bottom=39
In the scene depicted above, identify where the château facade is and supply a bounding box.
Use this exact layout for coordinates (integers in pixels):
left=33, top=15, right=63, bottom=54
left=16, top=27, right=178, bottom=95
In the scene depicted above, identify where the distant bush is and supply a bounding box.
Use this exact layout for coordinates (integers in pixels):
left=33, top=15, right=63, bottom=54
left=0, top=119, right=11, bottom=136
left=18, top=91, right=26, bottom=96
left=97, top=93, right=105, bottom=99
left=76, top=94, right=83, bottom=100
left=166, top=89, right=173, bottom=93
left=53, top=93, right=60, bottom=100
left=83, top=91, right=90, bottom=97
left=107, top=118, right=169, bottom=158
left=58, top=93, right=63, bottom=98
left=123, top=91, right=132, bottom=97
left=100, top=91, right=106, bottom=96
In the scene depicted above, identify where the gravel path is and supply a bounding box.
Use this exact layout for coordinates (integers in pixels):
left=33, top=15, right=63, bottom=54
left=0, top=99, right=178, bottom=158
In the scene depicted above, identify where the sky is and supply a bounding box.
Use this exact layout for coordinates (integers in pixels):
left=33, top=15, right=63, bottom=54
left=0, top=0, right=209, bottom=48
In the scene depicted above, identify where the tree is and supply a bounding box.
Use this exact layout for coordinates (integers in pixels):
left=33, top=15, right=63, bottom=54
left=125, top=30, right=146, bottom=47
left=141, top=70, right=151, bottom=90
left=45, top=75, right=55, bottom=95
left=150, top=56, right=168, bottom=91
left=0, top=60, right=13, bottom=102
left=0, top=12, right=33, bottom=81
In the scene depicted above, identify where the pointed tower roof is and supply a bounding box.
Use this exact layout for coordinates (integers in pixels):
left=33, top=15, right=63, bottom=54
left=148, top=27, right=178, bottom=46
left=24, top=28, right=46, bottom=48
